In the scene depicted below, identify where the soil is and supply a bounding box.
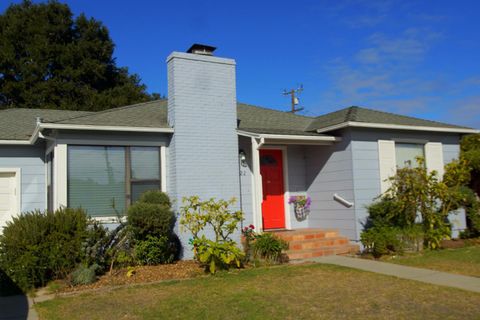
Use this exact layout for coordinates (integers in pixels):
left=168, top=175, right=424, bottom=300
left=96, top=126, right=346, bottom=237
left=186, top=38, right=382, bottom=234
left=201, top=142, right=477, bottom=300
left=441, top=238, right=480, bottom=249
left=55, top=261, right=204, bottom=294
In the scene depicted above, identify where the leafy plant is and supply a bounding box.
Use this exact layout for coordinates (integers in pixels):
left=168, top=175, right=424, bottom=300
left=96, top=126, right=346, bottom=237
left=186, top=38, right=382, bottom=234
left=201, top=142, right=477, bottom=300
left=180, top=197, right=244, bottom=273
left=70, top=264, right=100, bottom=286
left=251, top=233, right=289, bottom=263
left=134, top=235, right=176, bottom=265
left=384, top=157, right=473, bottom=249
left=194, top=237, right=244, bottom=274
left=180, top=196, right=243, bottom=242
left=138, top=190, right=172, bottom=207
left=127, top=202, right=175, bottom=240
left=0, top=208, right=94, bottom=291
left=361, top=225, right=423, bottom=258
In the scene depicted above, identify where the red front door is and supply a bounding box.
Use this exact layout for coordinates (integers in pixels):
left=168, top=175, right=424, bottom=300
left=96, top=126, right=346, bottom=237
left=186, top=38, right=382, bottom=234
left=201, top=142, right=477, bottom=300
left=260, top=149, right=286, bottom=229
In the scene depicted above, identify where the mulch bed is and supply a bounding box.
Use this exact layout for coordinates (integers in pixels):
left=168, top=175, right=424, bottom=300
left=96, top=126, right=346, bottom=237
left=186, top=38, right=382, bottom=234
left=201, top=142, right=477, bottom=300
left=441, top=238, right=480, bottom=249
left=56, top=261, right=205, bottom=294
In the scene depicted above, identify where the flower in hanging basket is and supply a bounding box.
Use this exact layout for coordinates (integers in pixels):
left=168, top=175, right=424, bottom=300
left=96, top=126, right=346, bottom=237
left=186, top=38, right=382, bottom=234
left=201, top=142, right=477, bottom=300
left=288, top=195, right=312, bottom=210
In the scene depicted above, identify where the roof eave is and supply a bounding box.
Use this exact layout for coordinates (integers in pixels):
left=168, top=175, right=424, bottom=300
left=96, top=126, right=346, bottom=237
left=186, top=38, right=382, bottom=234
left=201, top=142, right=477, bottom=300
left=237, top=130, right=342, bottom=145
left=315, top=121, right=479, bottom=134
left=39, top=123, right=175, bottom=133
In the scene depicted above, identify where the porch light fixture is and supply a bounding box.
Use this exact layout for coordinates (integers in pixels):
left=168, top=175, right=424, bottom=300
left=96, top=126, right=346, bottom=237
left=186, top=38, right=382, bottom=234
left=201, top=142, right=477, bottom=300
left=239, top=149, right=247, bottom=167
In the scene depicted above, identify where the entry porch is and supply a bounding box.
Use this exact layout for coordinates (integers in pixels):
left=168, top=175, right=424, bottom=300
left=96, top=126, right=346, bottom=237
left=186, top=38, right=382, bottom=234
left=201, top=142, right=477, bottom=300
left=237, top=131, right=360, bottom=258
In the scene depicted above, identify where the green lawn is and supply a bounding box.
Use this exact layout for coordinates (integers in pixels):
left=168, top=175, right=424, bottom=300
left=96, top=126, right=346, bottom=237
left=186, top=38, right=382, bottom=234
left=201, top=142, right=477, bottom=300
left=384, top=245, right=480, bottom=277
left=36, top=263, right=480, bottom=320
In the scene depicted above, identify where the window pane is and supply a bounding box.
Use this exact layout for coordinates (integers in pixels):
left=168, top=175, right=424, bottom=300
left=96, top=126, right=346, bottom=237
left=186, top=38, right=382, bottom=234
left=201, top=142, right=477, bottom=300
left=131, top=147, right=160, bottom=180
left=131, top=181, right=161, bottom=203
left=68, top=146, right=126, bottom=216
left=395, top=143, right=424, bottom=168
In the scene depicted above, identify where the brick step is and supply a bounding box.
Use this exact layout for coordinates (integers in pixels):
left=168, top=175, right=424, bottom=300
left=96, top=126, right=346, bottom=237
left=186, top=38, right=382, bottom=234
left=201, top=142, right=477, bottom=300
left=287, top=245, right=356, bottom=260
left=271, top=229, right=339, bottom=242
left=288, top=237, right=351, bottom=251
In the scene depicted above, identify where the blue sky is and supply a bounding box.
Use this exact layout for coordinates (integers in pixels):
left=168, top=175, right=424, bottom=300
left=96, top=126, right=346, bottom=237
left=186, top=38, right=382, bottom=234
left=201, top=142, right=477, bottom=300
left=2, top=0, right=480, bottom=128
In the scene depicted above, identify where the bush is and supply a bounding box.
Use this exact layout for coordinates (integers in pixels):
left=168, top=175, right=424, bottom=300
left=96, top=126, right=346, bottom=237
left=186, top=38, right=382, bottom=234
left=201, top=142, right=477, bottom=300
left=365, top=198, right=412, bottom=229
left=361, top=226, right=404, bottom=258
left=180, top=196, right=244, bottom=273
left=0, top=208, right=94, bottom=291
left=194, top=237, right=244, bottom=273
left=135, top=235, right=176, bottom=265
left=127, top=202, right=175, bottom=240
left=139, top=190, right=171, bottom=207
left=70, top=264, right=100, bottom=286
left=252, top=233, right=289, bottom=263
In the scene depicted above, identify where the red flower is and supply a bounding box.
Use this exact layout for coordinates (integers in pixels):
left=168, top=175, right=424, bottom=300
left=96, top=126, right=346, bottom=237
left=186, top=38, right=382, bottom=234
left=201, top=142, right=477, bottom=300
left=249, top=224, right=255, bottom=229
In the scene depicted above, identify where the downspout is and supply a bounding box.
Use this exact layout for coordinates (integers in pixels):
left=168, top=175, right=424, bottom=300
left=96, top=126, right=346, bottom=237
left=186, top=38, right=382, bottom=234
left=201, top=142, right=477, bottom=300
left=237, top=149, right=244, bottom=230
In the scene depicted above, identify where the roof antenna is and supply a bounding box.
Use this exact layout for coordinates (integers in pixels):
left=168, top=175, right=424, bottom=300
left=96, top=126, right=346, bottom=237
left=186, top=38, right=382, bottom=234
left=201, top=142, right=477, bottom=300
left=283, top=84, right=304, bottom=113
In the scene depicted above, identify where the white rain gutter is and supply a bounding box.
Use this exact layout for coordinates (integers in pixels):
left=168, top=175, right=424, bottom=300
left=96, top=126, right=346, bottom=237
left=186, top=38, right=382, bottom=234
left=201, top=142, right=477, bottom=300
left=315, top=121, right=480, bottom=134
left=0, top=123, right=175, bottom=145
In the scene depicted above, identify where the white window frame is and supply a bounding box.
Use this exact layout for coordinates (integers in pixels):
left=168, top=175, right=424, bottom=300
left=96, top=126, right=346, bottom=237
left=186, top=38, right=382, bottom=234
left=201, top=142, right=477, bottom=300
left=53, top=143, right=167, bottom=221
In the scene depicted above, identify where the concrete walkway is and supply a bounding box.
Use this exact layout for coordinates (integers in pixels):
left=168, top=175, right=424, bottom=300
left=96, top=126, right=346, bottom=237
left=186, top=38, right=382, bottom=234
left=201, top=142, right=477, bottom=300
left=309, top=255, right=480, bottom=293
left=0, top=295, right=38, bottom=320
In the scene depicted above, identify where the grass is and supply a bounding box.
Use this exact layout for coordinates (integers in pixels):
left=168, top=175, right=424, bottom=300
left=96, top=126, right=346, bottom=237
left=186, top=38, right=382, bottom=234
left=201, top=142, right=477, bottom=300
left=36, top=263, right=480, bottom=320
left=384, top=245, right=480, bottom=277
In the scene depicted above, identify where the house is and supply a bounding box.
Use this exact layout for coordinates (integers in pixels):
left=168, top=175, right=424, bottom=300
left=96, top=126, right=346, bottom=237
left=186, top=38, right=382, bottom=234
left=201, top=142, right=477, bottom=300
left=0, top=44, right=477, bottom=259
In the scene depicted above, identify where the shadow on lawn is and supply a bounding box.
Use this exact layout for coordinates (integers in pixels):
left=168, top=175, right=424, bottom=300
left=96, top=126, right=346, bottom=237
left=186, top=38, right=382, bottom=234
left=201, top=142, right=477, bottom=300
left=0, top=268, right=29, bottom=320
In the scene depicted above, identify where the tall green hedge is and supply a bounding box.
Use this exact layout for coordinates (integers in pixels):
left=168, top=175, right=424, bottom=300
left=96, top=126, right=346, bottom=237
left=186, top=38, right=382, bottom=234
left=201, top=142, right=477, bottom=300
left=0, top=208, right=95, bottom=291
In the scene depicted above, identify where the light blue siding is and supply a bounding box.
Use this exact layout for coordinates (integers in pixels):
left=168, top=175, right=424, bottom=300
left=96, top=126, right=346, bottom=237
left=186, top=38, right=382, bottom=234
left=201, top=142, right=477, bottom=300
left=304, top=130, right=356, bottom=239
left=0, top=145, right=46, bottom=213
left=350, top=128, right=465, bottom=240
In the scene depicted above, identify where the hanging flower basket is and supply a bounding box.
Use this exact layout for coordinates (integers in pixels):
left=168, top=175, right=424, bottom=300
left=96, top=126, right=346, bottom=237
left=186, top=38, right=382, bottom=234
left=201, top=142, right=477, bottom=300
left=288, top=195, right=311, bottom=221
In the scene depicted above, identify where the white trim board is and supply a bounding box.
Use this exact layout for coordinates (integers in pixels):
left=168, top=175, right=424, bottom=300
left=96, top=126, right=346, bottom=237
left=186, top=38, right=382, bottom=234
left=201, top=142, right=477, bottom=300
left=237, top=130, right=341, bottom=143
left=0, top=168, right=22, bottom=220
left=316, top=121, right=479, bottom=134
left=0, top=123, right=174, bottom=145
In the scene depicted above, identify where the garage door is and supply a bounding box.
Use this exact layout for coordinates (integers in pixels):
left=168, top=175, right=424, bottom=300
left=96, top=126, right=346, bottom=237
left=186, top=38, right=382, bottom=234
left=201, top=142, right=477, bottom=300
left=0, top=172, right=18, bottom=229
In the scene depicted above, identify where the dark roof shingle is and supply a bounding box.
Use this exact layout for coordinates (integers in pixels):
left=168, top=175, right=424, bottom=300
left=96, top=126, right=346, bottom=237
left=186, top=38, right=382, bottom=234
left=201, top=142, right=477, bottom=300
left=307, top=106, right=471, bottom=131
left=0, top=102, right=473, bottom=141
left=0, top=109, right=92, bottom=140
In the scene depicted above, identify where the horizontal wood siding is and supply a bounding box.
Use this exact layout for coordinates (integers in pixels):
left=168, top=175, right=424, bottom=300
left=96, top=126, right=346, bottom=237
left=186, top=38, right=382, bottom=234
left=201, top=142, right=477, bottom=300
left=350, top=128, right=464, bottom=240
left=0, top=145, right=46, bottom=213
left=304, top=130, right=356, bottom=239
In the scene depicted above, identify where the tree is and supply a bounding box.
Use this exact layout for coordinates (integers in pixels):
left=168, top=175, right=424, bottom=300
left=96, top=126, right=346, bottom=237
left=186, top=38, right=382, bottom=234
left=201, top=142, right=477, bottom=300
left=0, top=0, right=156, bottom=111
left=461, top=134, right=480, bottom=196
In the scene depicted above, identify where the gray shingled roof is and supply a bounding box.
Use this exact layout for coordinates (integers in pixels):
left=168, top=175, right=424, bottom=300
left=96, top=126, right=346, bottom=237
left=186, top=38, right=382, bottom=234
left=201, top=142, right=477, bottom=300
left=54, top=100, right=169, bottom=128
left=237, top=103, right=321, bottom=136
left=0, top=108, right=91, bottom=140
left=306, top=106, right=471, bottom=131
left=0, top=102, right=473, bottom=141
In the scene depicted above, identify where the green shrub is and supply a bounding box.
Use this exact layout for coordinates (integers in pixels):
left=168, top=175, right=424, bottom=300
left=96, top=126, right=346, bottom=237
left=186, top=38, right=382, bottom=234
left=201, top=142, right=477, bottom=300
left=71, top=264, right=100, bottom=286
left=0, top=208, right=93, bottom=291
left=134, top=235, right=176, bottom=265
left=194, top=236, right=244, bottom=274
left=361, top=226, right=404, bottom=258
left=180, top=196, right=244, bottom=273
left=252, top=233, right=289, bottom=263
left=127, top=202, right=175, bottom=240
left=365, top=198, right=413, bottom=229
left=139, top=190, right=171, bottom=207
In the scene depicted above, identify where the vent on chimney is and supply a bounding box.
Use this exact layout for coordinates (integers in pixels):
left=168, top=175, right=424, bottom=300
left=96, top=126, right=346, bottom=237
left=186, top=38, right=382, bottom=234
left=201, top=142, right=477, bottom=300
left=187, top=44, right=216, bottom=56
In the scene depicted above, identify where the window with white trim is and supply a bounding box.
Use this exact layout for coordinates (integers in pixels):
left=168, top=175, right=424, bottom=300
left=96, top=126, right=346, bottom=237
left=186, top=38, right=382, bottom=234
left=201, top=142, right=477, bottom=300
left=67, top=146, right=162, bottom=217
left=395, top=143, right=425, bottom=168
left=378, top=140, right=444, bottom=193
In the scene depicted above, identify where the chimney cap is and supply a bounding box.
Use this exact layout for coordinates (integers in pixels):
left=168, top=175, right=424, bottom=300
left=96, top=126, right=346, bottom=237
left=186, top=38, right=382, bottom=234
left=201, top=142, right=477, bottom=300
left=187, top=43, right=216, bottom=56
